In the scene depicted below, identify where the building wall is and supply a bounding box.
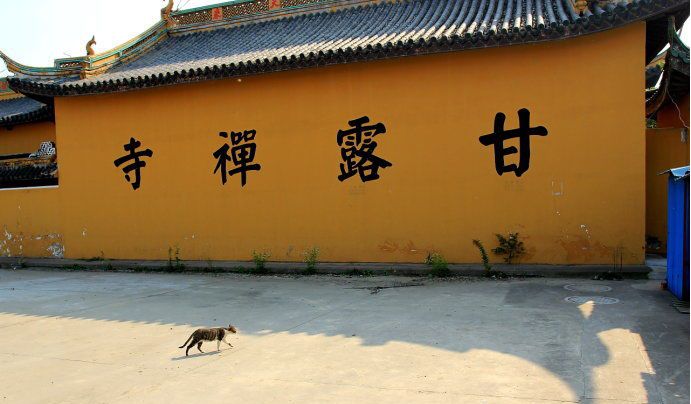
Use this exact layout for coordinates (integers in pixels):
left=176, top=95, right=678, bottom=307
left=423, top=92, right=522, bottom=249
left=646, top=127, right=690, bottom=253
left=0, top=23, right=646, bottom=264
left=657, top=95, right=689, bottom=128
left=0, top=121, right=56, bottom=155
left=0, top=188, right=62, bottom=258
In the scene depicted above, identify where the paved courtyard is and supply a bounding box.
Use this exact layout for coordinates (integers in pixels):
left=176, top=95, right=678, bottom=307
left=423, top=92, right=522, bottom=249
left=0, top=269, right=688, bottom=403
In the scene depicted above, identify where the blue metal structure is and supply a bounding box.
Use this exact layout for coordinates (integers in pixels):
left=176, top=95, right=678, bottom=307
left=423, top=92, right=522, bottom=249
left=665, top=166, right=690, bottom=300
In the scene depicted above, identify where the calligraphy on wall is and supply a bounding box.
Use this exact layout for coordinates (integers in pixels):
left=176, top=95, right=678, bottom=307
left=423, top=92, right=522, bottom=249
left=113, top=137, right=153, bottom=190
left=213, top=130, right=262, bottom=187
left=113, top=108, right=548, bottom=190
left=478, top=108, right=548, bottom=177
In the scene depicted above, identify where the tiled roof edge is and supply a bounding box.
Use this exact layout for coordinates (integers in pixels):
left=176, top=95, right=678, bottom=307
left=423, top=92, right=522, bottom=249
left=0, top=78, right=24, bottom=101
left=0, top=103, right=54, bottom=127
left=0, top=21, right=168, bottom=80
left=8, top=0, right=689, bottom=98
left=0, top=0, right=334, bottom=80
left=646, top=14, right=690, bottom=117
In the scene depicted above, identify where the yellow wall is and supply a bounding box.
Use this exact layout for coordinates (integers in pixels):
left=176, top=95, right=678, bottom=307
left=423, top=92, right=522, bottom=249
left=0, top=23, right=646, bottom=264
left=646, top=128, right=690, bottom=253
left=0, top=121, right=56, bottom=155
left=0, top=188, right=62, bottom=257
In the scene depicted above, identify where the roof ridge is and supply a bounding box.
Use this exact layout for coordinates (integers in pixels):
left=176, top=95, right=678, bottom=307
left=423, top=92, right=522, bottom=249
left=0, top=21, right=168, bottom=80
left=5, top=0, right=690, bottom=98
left=0, top=0, right=370, bottom=80
left=172, top=0, right=264, bottom=15
left=0, top=96, right=53, bottom=127
left=169, top=0, right=378, bottom=36
left=170, top=0, right=343, bottom=25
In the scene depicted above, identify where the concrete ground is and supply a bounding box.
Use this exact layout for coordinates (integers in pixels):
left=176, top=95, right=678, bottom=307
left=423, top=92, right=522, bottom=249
left=0, top=270, right=687, bottom=404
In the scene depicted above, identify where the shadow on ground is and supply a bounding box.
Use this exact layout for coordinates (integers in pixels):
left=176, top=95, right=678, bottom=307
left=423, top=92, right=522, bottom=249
left=0, top=268, right=688, bottom=402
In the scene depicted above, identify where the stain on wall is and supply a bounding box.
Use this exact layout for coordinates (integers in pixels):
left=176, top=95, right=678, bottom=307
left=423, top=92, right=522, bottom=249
left=1, top=225, right=63, bottom=258
left=0, top=190, right=62, bottom=258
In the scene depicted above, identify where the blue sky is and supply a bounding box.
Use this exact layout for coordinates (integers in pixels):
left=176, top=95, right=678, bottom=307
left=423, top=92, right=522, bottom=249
left=0, top=0, right=221, bottom=74
left=0, top=0, right=689, bottom=77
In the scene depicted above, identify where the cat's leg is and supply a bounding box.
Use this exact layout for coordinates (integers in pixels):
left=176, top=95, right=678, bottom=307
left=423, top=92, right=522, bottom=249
left=223, top=335, right=233, bottom=347
left=197, top=341, right=204, bottom=353
left=186, top=339, right=197, bottom=356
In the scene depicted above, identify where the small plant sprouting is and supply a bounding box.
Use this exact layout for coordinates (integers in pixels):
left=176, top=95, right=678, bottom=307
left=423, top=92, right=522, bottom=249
left=251, top=250, right=271, bottom=273
left=472, top=239, right=492, bottom=273
left=492, top=233, right=525, bottom=264
left=168, top=246, right=185, bottom=272
left=347, top=269, right=374, bottom=277
left=86, top=251, right=106, bottom=262
left=425, top=252, right=451, bottom=277
left=303, top=247, right=320, bottom=274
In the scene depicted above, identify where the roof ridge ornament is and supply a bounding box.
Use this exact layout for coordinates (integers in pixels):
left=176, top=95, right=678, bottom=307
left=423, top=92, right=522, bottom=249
left=162, top=0, right=176, bottom=28
left=572, top=0, right=589, bottom=14
left=0, top=51, right=17, bottom=73
left=0, top=50, right=38, bottom=77
left=86, top=36, right=97, bottom=56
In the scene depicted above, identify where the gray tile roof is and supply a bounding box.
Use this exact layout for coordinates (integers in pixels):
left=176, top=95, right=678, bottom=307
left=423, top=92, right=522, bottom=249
left=0, top=96, right=53, bottom=127
left=0, top=160, right=58, bottom=188
left=8, top=0, right=689, bottom=96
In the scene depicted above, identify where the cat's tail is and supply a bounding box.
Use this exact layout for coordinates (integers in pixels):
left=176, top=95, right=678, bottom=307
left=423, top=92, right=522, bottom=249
left=178, top=333, right=194, bottom=348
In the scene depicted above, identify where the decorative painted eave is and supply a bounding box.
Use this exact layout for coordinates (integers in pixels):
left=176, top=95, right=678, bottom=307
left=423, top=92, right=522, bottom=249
left=0, top=21, right=168, bottom=80
left=646, top=15, right=690, bottom=117
left=0, top=0, right=331, bottom=81
left=4, top=0, right=689, bottom=98
left=168, top=0, right=358, bottom=34
left=0, top=78, right=21, bottom=101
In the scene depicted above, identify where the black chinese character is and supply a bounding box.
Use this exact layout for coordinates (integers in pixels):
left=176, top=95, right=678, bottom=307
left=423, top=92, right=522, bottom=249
left=479, top=108, right=548, bottom=177
left=337, top=116, right=392, bottom=182
left=113, top=137, right=153, bottom=190
left=213, top=130, right=261, bottom=187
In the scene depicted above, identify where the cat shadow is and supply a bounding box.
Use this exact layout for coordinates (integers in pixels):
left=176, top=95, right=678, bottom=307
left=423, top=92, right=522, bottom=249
left=171, top=350, right=222, bottom=361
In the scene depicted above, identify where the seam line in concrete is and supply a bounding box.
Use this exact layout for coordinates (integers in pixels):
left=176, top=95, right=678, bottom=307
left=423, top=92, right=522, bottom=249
left=265, top=377, right=581, bottom=403
left=582, top=397, right=649, bottom=403
left=630, top=331, right=664, bottom=403
left=0, top=351, right=115, bottom=366
left=578, top=314, right=587, bottom=402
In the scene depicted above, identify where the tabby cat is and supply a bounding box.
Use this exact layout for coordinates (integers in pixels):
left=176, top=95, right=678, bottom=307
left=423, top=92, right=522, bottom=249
left=179, top=325, right=237, bottom=356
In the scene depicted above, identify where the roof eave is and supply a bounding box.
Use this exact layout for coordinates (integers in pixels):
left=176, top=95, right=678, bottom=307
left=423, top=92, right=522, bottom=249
left=7, top=0, right=690, bottom=98
left=0, top=104, right=55, bottom=128
left=646, top=15, right=690, bottom=117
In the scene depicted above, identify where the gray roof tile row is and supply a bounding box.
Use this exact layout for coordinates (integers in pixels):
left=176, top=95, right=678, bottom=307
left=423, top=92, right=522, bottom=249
left=0, top=97, right=53, bottom=127
left=8, top=0, right=688, bottom=96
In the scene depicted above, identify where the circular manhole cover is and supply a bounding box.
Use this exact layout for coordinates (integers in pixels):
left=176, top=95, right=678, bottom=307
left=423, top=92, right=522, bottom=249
left=564, top=296, right=620, bottom=305
left=564, top=284, right=612, bottom=293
